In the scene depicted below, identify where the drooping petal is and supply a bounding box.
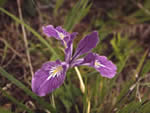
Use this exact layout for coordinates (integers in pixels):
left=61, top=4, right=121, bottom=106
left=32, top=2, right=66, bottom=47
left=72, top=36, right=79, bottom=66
left=56, top=26, right=69, bottom=37
left=94, top=55, right=117, bottom=78
left=42, top=25, right=70, bottom=41
left=72, top=31, right=99, bottom=60
left=32, top=60, right=68, bottom=96
left=80, top=53, right=117, bottom=78
left=42, top=25, right=78, bottom=49
left=65, top=32, right=77, bottom=63
left=42, top=25, right=60, bottom=40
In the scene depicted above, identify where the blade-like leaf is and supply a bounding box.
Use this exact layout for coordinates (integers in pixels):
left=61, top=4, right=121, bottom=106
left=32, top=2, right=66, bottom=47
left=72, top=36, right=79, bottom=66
left=64, top=0, right=91, bottom=31
left=0, top=7, right=59, bottom=59
left=0, top=107, right=12, bottom=113
left=0, top=88, right=34, bottom=113
left=0, top=67, right=56, bottom=113
left=117, top=101, right=141, bottom=113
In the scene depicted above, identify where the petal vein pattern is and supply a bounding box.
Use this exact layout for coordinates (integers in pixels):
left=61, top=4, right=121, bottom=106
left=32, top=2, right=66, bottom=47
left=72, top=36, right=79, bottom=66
left=32, top=61, right=67, bottom=96
left=81, top=53, right=117, bottom=78
left=73, top=31, right=99, bottom=59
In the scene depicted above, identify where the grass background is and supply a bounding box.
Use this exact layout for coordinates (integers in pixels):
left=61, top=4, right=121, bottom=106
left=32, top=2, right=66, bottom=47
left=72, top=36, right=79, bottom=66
left=0, top=0, right=150, bottom=113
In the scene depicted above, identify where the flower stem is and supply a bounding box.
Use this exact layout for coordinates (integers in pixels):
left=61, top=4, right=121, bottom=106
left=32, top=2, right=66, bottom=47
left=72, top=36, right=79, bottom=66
left=74, top=67, right=85, bottom=93
left=74, top=67, right=90, bottom=113
left=87, top=98, right=91, bottom=113
left=51, top=94, right=56, bottom=108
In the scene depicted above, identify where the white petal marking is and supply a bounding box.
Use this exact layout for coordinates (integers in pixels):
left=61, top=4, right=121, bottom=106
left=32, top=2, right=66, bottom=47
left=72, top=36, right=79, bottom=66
left=57, top=31, right=65, bottom=39
left=95, top=60, right=112, bottom=70
left=47, top=65, right=63, bottom=80
left=56, top=31, right=67, bottom=48
left=94, top=60, right=105, bottom=68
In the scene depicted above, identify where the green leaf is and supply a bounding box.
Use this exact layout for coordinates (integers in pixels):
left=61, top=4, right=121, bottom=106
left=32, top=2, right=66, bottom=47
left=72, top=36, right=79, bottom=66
left=135, top=49, right=149, bottom=77
left=64, top=0, right=91, bottom=31
left=54, top=0, right=64, bottom=16
left=54, top=84, right=81, bottom=113
left=0, top=107, right=12, bottom=113
left=137, top=101, right=150, bottom=113
left=116, top=80, right=134, bottom=106
left=0, top=7, right=59, bottom=59
left=0, top=88, right=34, bottom=113
left=117, top=101, right=141, bottom=113
left=0, top=67, right=56, bottom=113
left=0, top=0, right=7, bottom=6
left=141, top=59, right=150, bottom=76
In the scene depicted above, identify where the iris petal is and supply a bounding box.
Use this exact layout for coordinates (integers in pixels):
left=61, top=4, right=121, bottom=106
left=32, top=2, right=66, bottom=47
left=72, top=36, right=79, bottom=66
left=42, top=25, right=60, bottom=40
left=32, top=60, right=67, bottom=96
left=72, top=31, right=99, bottom=59
left=42, top=25, right=70, bottom=41
left=81, top=53, right=117, bottom=78
left=65, top=32, right=77, bottom=62
left=94, top=55, right=117, bottom=78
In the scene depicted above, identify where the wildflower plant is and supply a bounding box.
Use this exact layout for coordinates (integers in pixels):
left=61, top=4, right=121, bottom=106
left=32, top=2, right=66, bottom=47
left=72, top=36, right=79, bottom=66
left=32, top=25, right=117, bottom=96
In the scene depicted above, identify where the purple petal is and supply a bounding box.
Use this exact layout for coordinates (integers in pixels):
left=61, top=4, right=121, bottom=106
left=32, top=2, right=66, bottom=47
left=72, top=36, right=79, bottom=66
left=70, top=58, right=84, bottom=67
left=81, top=53, right=117, bottom=78
left=42, top=25, right=70, bottom=41
left=65, top=32, right=77, bottom=63
left=71, top=53, right=95, bottom=67
left=42, top=25, right=59, bottom=40
left=32, top=60, right=68, bottom=96
left=72, top=31, right=99, bottom=59
left=56, top=26, right=69, bottom=36
left=94, top=55, right=117, bottom=78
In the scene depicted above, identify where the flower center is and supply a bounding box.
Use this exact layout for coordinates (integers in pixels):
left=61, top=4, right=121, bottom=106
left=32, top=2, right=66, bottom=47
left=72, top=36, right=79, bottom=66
left=47, top=65, right=63, bottom=80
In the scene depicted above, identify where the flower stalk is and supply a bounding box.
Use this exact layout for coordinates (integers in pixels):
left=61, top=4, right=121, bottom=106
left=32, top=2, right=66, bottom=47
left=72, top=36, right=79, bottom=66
left=75, top=67, right=90, bottom=113
left=74, top=66, right=85, bottom=93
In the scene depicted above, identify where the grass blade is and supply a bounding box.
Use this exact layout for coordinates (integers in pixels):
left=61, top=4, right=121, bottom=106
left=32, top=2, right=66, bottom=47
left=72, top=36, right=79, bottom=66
left=0, top=67, right=56, bottom=113
left=117, top=101, right=141, bottom=113
left=64, top=0, right=91, bottom=31
left=0, top=7, right=59, bottom=59
left=0, top=88, right=34, bottom=113
left=0, top=107, right=12, bottom=113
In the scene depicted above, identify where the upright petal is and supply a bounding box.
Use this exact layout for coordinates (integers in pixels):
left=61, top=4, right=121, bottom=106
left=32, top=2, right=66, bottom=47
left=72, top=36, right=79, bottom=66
left=72, top=31, right=99, bottom=60
left=80, top=53, right=117, bottom=78
left=65, top=32, right=77, bottom=63
left=32, top=60, right=68, bottom=96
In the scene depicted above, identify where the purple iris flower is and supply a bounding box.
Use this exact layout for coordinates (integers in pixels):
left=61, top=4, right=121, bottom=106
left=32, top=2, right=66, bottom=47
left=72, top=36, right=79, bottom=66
left=32, top=25, right=117, bottom=96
